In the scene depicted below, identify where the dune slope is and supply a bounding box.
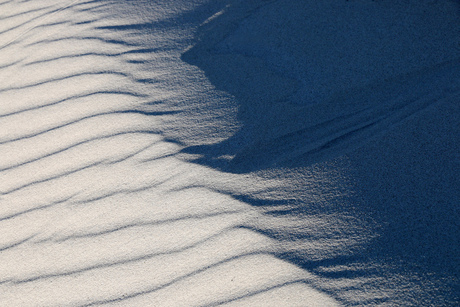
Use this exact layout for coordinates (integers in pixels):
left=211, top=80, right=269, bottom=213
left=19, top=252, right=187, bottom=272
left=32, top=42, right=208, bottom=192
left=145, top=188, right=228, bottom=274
left=1, top=0, right=459, bottom=306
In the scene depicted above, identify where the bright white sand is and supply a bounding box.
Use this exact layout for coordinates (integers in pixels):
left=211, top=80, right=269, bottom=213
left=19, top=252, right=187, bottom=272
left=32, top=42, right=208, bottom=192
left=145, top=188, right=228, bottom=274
left=0, top=0, right=458, bottom=306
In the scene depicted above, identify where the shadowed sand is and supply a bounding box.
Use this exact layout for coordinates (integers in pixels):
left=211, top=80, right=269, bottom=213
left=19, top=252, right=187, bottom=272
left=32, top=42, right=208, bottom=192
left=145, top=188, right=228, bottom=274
left=1, top=0, right=459, bottom=306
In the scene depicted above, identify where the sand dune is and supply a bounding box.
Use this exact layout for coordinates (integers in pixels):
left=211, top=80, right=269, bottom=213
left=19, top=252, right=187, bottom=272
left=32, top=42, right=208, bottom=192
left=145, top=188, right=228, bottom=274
left=0, top=1, right=338, bottom=306
left=1, top=0, right=459, bottom=306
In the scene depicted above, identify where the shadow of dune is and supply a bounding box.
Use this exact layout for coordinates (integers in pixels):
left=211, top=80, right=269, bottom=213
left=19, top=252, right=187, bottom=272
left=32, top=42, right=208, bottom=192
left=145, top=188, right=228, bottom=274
left=181, top=0, right=460, bottom=174
left=179, top=0, right=460, bottom=305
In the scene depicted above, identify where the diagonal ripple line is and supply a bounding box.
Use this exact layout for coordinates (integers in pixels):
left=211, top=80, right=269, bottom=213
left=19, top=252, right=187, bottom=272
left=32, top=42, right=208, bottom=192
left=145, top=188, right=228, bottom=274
left=0, top=0, right=82, bottom=51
